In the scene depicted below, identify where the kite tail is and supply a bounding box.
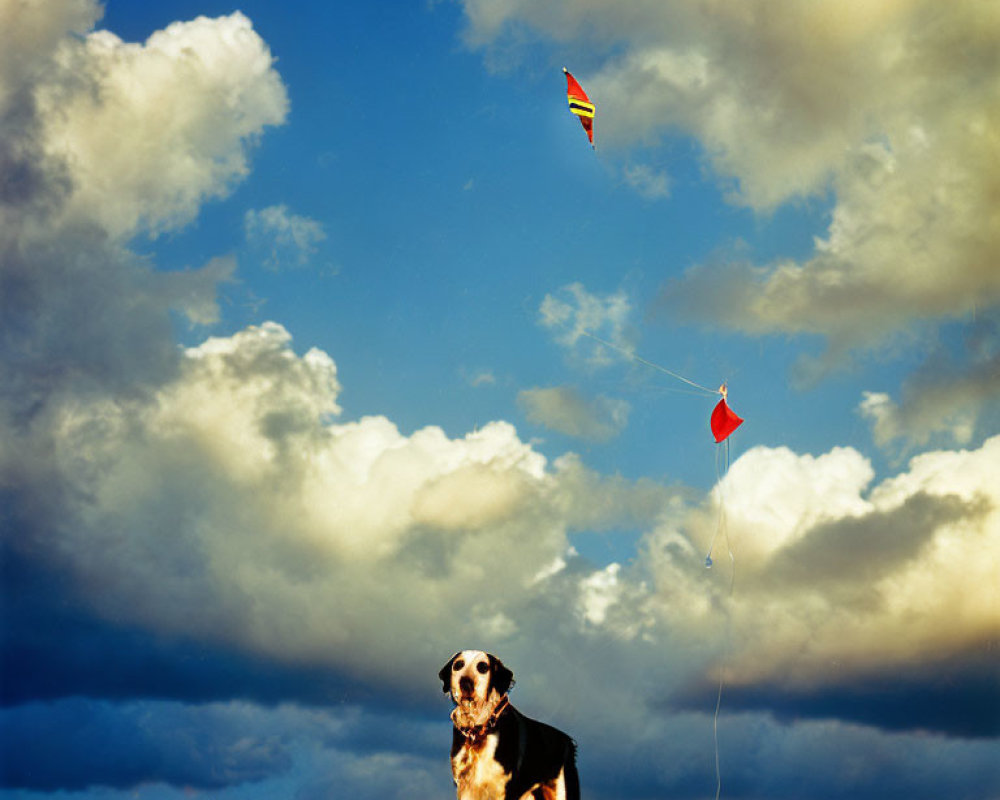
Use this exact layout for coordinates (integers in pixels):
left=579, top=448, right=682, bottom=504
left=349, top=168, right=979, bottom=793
left=704, top=438, right=734, bottom=574
left=706, top=437, right=735, bottom=800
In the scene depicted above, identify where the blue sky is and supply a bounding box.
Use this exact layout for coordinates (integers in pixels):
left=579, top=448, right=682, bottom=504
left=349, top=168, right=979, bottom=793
left=1, top=2, right=998, bottom=799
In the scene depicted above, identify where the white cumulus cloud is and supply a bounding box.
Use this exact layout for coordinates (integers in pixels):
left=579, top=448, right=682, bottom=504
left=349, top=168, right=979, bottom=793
left=641, top=436, right=1000, bottom=689
left=35, top=11, right=288, bottom=238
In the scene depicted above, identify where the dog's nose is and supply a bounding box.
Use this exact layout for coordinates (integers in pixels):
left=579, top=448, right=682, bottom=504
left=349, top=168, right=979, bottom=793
left=459, top=676, right=474, bottom=694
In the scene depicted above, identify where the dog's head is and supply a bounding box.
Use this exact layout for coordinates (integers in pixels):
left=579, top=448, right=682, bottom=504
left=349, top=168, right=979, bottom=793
left=439, top=650, right=514, bottom=708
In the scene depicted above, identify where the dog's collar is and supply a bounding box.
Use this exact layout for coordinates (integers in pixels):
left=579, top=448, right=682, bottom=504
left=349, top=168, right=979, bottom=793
left=453, top=695, right=509, bottom=742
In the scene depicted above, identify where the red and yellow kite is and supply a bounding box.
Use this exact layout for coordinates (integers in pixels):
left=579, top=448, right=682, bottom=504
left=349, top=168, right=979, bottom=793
left=563, top=67, right=595, bottom=148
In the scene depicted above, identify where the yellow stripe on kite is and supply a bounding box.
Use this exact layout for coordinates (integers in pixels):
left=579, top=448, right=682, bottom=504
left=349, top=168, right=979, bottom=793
left=568, top=100, right=595, bottom=118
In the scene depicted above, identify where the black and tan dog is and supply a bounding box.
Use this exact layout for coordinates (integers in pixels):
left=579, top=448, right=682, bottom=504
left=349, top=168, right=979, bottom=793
left=439, top=649, right=579, bottom=800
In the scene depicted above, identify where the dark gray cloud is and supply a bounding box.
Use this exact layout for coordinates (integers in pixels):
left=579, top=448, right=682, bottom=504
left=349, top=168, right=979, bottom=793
left=860, top=314, right=1000, bottom=450
left=760, top=491, right=989, bottom=592
left=0, top=547, right=446, bottom=715
left=672, top=637, right=1000, bottom=740
left=0, top=698, right=293, bottom=792
left=1, top=225, right=189, bottom=403
left=0, top=87, right=69, bottom=221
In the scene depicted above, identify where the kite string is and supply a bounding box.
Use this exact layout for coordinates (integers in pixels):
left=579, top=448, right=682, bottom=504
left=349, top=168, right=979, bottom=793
left=579, top=328, right=734, bottom=799
left=580, top=331, right=719, bottom=398
left=707, top=437, right=736, bottom=800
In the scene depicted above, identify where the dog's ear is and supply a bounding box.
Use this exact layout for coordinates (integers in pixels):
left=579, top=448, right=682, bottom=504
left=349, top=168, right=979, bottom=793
left=489, top=654, right=515, bottom=695
left=438, top=652, right=461, bottom=693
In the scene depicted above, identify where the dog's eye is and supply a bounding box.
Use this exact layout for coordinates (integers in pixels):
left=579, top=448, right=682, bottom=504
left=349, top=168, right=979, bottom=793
left=476, top=661, right=490, bottom=674
left=453, top=660, right=465, bottom=672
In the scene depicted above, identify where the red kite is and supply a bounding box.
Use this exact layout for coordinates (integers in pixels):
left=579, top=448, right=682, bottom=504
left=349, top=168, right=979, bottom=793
left=710, top=385, right=744, bottom=443
left=564, top=67, right=595, bottom=148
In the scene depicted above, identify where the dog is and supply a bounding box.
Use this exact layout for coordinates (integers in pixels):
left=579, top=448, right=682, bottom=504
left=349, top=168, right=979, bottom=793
left=439, top=650, right=579, bottom=800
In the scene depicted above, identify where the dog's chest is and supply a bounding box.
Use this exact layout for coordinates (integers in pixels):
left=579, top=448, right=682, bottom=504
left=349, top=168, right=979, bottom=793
left=452, top=734, right=510, bottom=800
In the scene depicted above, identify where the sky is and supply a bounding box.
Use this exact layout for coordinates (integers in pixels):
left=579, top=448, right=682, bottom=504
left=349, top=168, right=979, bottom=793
left=1, top=1, right=998, bottom=799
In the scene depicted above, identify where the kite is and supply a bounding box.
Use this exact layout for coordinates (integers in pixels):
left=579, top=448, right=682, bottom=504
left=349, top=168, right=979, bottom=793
left=710, top=384, right=744, bottom=443
left=579, top=332, right=744, bottom=445
left=575, top=331, right=744, bottom=560
left=563, top=67, right=595, bottom=148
